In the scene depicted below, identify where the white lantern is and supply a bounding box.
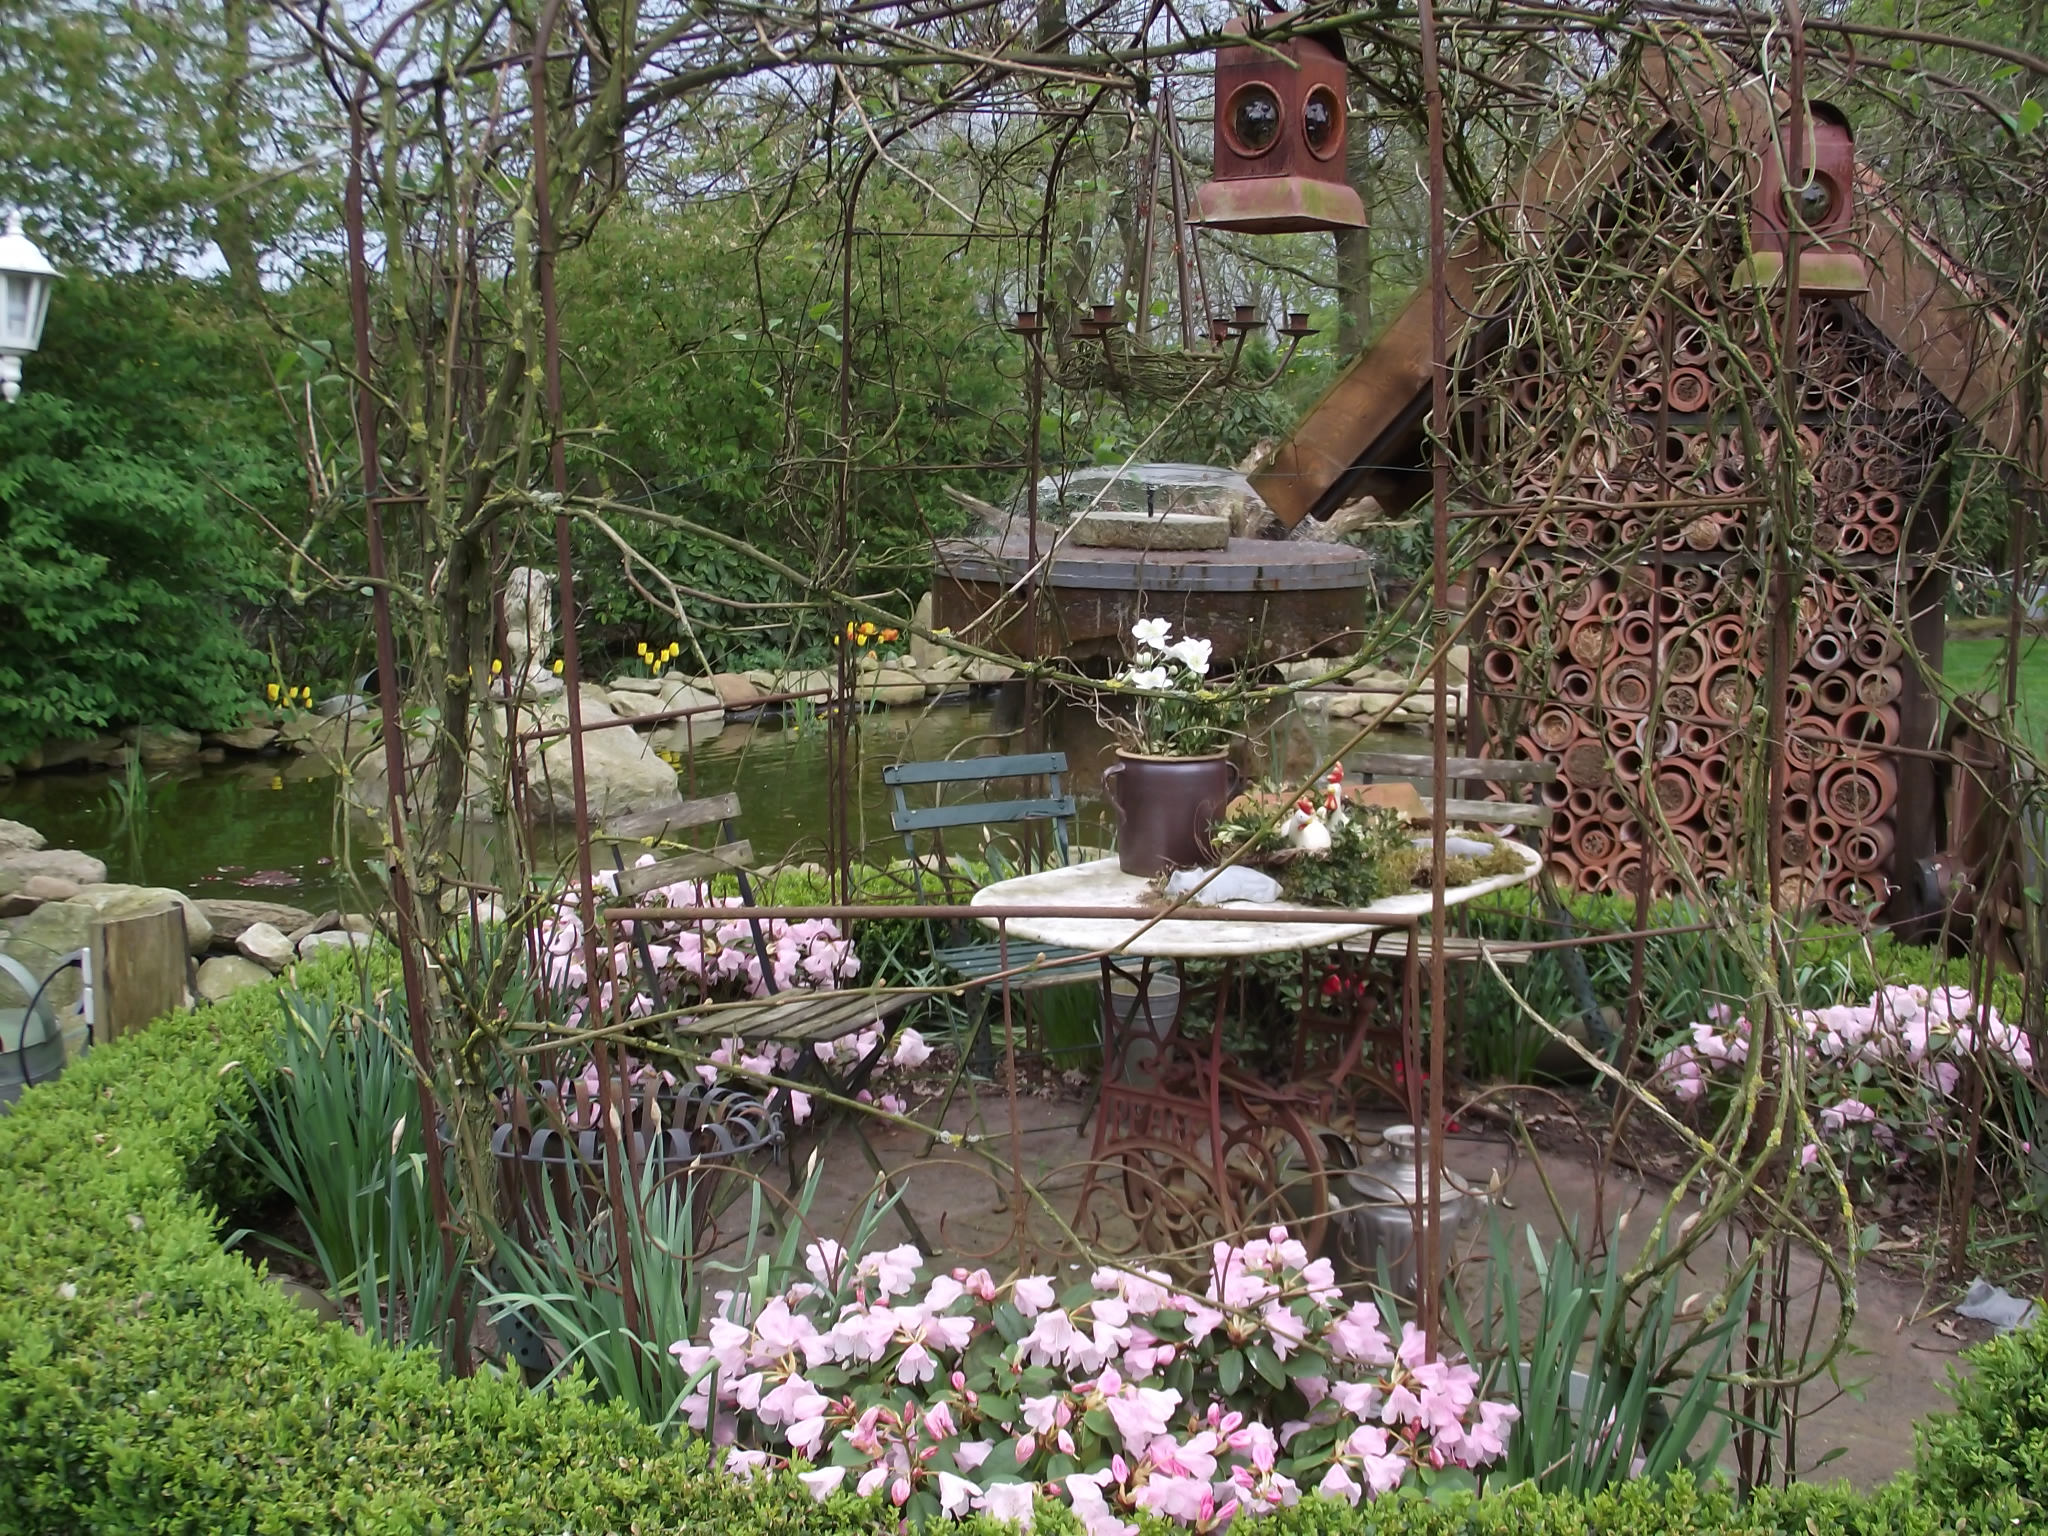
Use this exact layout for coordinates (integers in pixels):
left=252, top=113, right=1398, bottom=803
left=0, top=212, right=59, bottom=403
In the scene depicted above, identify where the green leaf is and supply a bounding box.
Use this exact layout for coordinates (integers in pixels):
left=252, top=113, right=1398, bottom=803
left=1218, top=1349, right=1245, bottom=1395
left=2020, top=98, right=2045, bottom=136
left=1248, top=1343, right=1286, bottom=1390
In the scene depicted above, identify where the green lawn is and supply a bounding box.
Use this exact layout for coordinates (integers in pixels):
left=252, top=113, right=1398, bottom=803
left=1941, top=632, right=2048, bottom=751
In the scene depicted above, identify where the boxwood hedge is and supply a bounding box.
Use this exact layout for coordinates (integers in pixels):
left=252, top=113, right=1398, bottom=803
left=0, top=956, right=2037, bottom=1533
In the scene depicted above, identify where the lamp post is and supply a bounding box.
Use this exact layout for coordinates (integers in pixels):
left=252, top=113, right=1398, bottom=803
left=0, top=213, right=59, bottom=403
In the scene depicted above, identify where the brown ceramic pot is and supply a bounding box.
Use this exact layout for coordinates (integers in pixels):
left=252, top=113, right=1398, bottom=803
left=1102, top=751, right=1241, bottom=876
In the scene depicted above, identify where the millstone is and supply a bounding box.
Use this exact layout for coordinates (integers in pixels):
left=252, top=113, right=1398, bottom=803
left=1068, top=511, right=1230, bottom=552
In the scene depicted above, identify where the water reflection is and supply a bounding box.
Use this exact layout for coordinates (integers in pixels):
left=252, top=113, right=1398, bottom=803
left=0, top=696, right=1425, bottom=911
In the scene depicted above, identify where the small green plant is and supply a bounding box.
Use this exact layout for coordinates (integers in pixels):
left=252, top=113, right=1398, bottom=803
left=224, top=986, right=457, bottom=1348
left=1457, top=1218, right=1751, bottom=1496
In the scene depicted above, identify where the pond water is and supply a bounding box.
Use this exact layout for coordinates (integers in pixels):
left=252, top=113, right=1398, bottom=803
left=0, top=697, right=1422, bottom=911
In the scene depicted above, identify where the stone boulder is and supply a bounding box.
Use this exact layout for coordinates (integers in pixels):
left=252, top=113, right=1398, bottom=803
left=278, top=711, right=380, bottom=769
left=0, top=849, right=108, bottom=896
left=648, top=684, right=728, bottom=755
left=197, top=898, right=315, bottom=943
left=0, top=899, right=94, bottom=1011
left=862, top=669, right=926, bottom=707
left=315, top=692, right=374, bottom=719
left=197, top=954, right=274, bottom=1003
left=607, top=675, right=665, bottom=695
left=707, top=673, right=762, bottom=708
left=235, top=921, right=296, bottom=972
left=41, top=736, right=124, bottom=771
left=209, top=725, right=280, bottom=752
left=0, top=819, right=47, bottom=854
left=0, top=874, right=83, bottom=919
left=523, top=695, right=683, bottom=824
left=131, top=724, right=203, bottom=768
left=963, top=657, right=1017, bottom=685
left=299, top=929, right=372, bottom=959
left=63, top=884, right=214, bottom=954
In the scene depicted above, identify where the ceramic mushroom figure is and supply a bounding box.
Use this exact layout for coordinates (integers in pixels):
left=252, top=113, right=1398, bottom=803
left=502, top=566, right=565, bottom=699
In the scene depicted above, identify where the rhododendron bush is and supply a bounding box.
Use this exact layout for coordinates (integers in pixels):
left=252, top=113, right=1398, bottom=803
left=1655, top=985, right=2030, bottom=1176
left=666, top=1228, right=1516, bottom=1530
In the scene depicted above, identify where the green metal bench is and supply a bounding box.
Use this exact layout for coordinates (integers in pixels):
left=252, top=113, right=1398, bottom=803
left=884, top=753, right=1100, bottom=1141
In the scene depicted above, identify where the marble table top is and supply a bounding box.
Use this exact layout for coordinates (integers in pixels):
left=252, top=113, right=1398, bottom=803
left=971, top=842, right=1542, bottom=960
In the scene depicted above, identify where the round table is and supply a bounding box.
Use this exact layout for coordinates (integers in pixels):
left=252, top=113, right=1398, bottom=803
left=970, top=843, right=1544, bottom=955
left=971, top=843, right=1542, bottom=1271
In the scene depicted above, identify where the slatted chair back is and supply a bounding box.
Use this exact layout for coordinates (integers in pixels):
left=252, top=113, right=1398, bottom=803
left=1340, top=750, right=1557, bottom=831
left=592, top=791, right=779, bottom=1010
left=883, top=753, right=1077, bottom=895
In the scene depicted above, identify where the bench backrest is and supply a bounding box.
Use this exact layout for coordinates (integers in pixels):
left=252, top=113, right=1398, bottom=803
left=884, top=753, right=1076, bottom=875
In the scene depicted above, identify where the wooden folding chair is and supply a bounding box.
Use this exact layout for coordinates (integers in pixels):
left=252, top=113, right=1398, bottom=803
left=596, top=795, right=924, bottom=1243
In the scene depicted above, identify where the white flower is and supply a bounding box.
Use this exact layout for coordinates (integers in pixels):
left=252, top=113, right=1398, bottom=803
left=799, top=1466, right=848, bottom=1502
left=979, top=1480, right=1038, bottom=1528
left=1131, top=617, right=1172, bottom=649
left=893, top=1027, right=932, bottom=1068
left=937, top=1472, right=982, bottom=1518
left=1123, top=666, right=1171, bottom=692
left=1164, top=636, right=1212, bottom=677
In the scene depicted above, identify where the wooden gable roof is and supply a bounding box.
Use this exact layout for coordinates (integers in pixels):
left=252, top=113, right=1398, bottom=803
left=1249, top=36, right=2036, bottom=526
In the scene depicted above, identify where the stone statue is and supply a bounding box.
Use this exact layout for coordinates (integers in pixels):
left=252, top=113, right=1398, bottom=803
left=502, top=566, right=564, bottom=698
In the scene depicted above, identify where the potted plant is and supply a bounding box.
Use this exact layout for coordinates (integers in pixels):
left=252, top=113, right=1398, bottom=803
left=1101, top=618, right=1248, bottom=874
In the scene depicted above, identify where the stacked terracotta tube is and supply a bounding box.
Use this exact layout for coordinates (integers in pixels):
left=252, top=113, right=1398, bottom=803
left=1481, top=562, right=1902, bottom=926
left=1467, top=297, right=1941, bottom=927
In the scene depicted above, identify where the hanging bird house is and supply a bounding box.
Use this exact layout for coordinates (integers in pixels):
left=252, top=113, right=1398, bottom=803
left=1193, top=15, right=1366, bottom=235
left=1735, top=99, right=1867, bottom=295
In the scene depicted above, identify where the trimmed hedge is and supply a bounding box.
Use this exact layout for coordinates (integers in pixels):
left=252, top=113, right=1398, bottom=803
left=0, top=959, right=2035, bottom=1533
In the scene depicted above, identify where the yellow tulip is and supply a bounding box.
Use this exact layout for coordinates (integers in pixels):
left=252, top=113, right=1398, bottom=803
left=552, top=659, right=565, bottom=675
left=266, top=683, right=279, bottom=703
left=491, top=658, right=503, bottom=674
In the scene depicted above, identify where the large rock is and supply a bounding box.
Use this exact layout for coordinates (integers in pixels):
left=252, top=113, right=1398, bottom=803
left=196, top=954, right=274, bottom=1003
left=299, top=929, right=371, bottom=959
left=0, top=820, right=46, bottom=854
left=131, top=724, right=203, bottom=768
left=196, top=898, right=315, bottom=942
left=963, top=657, right=1017, bottom=685
left=64, top=884, right=214, bottom=954
left=0, top=899, right=96, bottom=1011
left=235, top=921, right=296, bottom=972
left=0, top=873, right=83, bottom=918
left=278, top=711, right=379, bottom=769
left=862, top=669, right=926, bottom=707
left=0, top=849, right=108, bottom=895
left=707, top=673, right=761, bottom=708
left=647, top=684, right=727, bottom=755
left=523, top=695, right=683, bottom=824
left=41, top=736, right=124, bottom=771
left=209, top=725, right=280, bottom=752
left=607, top=675, right=665, bottom=695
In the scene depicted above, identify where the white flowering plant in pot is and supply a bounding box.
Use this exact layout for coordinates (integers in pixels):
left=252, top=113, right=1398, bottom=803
left=1113, top=619, right=1248, bottom=758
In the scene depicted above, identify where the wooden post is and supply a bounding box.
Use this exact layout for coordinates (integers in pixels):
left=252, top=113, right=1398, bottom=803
left=89, top=906, right=191, bottom=1043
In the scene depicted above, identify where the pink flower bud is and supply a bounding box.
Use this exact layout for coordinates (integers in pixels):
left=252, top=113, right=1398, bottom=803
left=891, top=1477, right=911, bottom=1506
left=1016, top=1434, right=1036, bottom=1461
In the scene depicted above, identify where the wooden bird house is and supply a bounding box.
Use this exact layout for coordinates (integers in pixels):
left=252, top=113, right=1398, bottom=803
left=1193, top=17, right=1366, bottom=235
